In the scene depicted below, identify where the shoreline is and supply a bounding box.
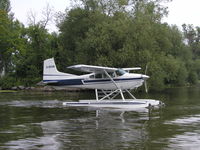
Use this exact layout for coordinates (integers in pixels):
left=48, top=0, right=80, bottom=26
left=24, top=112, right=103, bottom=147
left=0, top=83, right=199, bottom=93
left=0, top=86, right=90, bottom=93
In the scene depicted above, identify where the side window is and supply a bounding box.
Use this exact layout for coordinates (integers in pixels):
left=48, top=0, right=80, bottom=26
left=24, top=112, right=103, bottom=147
left=102, top=73, right=108, bottom=78
left=108, top=72, right=115, bottom=78
left=102, top=72, right=115, bottom=78
left=95, top=73, right=102, bottom=78
left=89, top=75, right=95, bottom=78
left=94, top=72, right=116, bottom=78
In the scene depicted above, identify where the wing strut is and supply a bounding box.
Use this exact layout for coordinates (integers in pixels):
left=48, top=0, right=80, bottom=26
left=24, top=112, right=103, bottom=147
left=96, top=89, right=121, bottom=101
left=125, top=89, right=136, bottom=99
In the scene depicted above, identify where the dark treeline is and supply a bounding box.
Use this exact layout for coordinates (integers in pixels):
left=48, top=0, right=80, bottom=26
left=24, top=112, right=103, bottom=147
left=1, top=0, right=200, bottom=91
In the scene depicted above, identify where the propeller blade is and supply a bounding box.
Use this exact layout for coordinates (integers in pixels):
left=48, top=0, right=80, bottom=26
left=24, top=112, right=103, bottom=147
left=144, top=80, right=148, bottom=93
left=145, top=64, right=148, bottom=75
left=144, top=64, right=148, bottom=93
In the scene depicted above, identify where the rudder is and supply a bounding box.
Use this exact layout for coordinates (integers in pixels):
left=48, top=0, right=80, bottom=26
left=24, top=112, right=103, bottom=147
left=43, top=58, right=76, bottom=82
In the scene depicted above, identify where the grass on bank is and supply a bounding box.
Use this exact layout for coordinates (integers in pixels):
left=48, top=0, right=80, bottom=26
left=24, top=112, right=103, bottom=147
left=0, top=90, right=17, bottom=93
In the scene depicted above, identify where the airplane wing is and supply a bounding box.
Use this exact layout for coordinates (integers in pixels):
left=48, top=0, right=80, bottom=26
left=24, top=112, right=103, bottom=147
left=67, top=64, right=117, bottom=73
left=122, top=67, right=141, bottom=71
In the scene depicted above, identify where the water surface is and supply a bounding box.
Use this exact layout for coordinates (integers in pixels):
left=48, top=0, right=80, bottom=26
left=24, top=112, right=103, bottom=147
left=0, top=87, right=200, bottom=150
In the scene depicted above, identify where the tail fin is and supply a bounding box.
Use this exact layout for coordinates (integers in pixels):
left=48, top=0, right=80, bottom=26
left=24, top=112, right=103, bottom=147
left=43, top=58, right=76, bottom=82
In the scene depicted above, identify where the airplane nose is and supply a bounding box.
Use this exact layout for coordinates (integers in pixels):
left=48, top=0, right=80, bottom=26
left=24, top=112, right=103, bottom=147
left=142, top=75, right=149, bottom=80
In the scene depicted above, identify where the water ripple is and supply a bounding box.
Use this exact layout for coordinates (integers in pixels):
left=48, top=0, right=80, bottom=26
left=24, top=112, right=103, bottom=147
left=0, top=100, right=63, bottom=108
left=165, top=114, right=200, bottom=126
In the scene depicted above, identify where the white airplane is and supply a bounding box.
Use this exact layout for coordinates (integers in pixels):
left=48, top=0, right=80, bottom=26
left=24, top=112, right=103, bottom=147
left=43, top=58, right=163, bottom=109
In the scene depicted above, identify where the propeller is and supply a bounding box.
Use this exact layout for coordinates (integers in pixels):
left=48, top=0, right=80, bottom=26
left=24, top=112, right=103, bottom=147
left=144, top=79, right=148, bottom=93
left=144, top=64, right=148, bottom=93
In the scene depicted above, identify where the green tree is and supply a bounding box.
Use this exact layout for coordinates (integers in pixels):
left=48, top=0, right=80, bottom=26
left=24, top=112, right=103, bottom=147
left=0, top=8, right=24, bottom=75
left=0, top=0, right=11, bottom=13
left=13, top=25, right=57, bottom=85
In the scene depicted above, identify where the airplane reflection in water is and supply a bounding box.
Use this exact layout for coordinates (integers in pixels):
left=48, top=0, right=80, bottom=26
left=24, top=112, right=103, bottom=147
left=5, top=110, right=155, bottom=149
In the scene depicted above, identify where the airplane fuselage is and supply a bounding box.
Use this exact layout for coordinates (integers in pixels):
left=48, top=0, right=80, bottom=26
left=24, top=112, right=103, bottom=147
left=44, top=73, right=147, bottom=90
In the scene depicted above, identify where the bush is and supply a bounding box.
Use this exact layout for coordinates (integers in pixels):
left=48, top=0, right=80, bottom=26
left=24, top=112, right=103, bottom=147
left=148, top=60, right=166, bottom=91
left=0, top=76, right=18, bottom=89
left=176, top=64, right=188, bottom=86
left=188, top=71, right=198, bottom=84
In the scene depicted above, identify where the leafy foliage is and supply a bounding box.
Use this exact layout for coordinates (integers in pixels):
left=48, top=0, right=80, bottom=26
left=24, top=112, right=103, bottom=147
left=0, top=0, right=200, bottom=90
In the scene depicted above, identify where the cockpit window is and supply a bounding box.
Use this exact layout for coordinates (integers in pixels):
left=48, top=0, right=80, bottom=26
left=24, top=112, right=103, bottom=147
left=115, top=69, right=127, bottom=76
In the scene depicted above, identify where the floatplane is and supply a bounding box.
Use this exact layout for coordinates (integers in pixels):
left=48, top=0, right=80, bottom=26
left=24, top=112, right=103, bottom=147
left=43, top=58, right=163, bottom=109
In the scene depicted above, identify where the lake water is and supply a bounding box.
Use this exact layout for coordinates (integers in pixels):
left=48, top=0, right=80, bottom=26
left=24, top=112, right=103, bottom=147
left=0, top=87, right=200, bottom=150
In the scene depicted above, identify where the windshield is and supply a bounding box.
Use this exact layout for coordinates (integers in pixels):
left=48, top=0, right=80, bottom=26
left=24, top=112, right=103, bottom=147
left=115, top=69, right=127, bottom=76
